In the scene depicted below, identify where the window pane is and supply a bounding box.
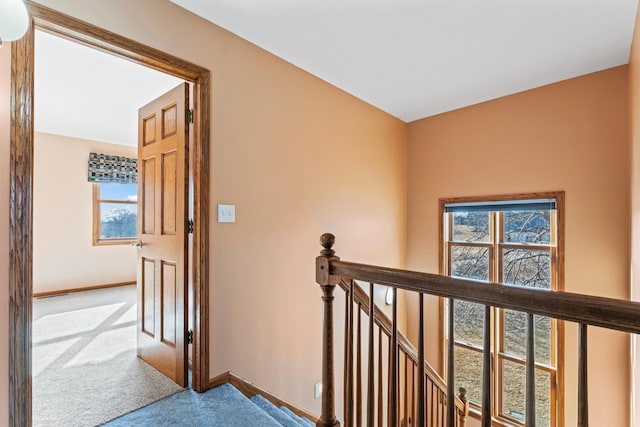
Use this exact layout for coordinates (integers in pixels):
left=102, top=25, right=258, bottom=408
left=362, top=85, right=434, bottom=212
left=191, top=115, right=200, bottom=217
left=100, top=203, right=137, bottom=239
left=454, top=346, right=483, bottom=405
left=503, top=210, right=551, bottom=244
left=99, top=182, right=138, bottom=202
left=501, top=360, right=551, bottom=426
left=535, top=370, right=551, bottom=427
left=450, top=246, right=489, bottom=281
left=454, top=300, right=485, bottom=347
left=503, top=310, right=552, bottom=363
left=452, top=212, right=490, bottom=242
left=502, top=359, right=526, bottom=423
left=502, top=249, right=551, bottom=289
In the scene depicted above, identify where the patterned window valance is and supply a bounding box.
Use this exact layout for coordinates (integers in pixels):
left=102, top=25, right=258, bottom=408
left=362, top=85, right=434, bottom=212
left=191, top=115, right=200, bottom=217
left=88, top=152, right=137, bottom=184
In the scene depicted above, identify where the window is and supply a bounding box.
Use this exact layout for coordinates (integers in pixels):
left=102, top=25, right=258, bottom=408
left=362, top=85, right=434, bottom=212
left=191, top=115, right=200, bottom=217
left=93, top=182, right=138, bottom=245
left=441, top=194, right=563, bottom=427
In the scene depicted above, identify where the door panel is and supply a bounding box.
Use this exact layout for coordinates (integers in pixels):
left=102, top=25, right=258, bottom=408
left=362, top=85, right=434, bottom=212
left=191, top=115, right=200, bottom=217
left=162, top=261, right=177, bottom=346
left=162, top=152, right=177, bottom=235
left=143, top=115, right=157, bottom=145
left=143, top=158, right=156, bottom=234
left=136, top=83, right=189, bottom=387
left=142, top=258, right=155, bottom=336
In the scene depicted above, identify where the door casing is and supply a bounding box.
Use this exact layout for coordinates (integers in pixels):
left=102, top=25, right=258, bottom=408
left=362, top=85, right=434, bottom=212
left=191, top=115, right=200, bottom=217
left=9, top=3, right=211, bottom=426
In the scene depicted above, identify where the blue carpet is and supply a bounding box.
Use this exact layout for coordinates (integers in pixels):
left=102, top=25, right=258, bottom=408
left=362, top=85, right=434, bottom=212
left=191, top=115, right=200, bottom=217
left=279, top=406, right=314, bottom=427
left=102, top=383, right=283, bottom=426
left=249, top=395, right=304, bottom=427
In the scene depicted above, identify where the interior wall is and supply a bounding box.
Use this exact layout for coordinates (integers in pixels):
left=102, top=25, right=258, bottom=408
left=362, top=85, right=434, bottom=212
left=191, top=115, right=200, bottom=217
left=33, top=132, right=137, bottom=294
left=629, top=2, right=640, bottom=425
left=2, top=0, right=408, bottom=418
left=406, top=66, right=630, bottom=427
left=0, top=41, right=12, bottom=427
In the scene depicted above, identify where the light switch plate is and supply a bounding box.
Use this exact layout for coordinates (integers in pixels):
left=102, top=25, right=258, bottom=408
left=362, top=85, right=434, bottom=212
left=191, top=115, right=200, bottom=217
left=217, top=204, right=235, bottom=223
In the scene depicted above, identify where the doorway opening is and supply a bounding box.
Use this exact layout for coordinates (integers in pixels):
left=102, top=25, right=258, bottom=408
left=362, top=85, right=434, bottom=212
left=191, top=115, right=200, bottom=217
left=9, top=3, right=211, bottom=426
left=31, top=28, right=190, bottom=425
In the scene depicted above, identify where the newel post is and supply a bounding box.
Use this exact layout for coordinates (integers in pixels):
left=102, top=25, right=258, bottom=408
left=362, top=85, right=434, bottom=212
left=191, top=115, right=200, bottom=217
left=316, top=233, right=341, bottom=427
left=458, top=387, right=469, bottom=427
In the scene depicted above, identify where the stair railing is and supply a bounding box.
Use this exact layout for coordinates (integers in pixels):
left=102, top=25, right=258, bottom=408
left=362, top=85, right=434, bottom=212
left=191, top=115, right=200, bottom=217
left=315, top=233, right=640, bottom=427
left=338, top=277, right=468, bottom=427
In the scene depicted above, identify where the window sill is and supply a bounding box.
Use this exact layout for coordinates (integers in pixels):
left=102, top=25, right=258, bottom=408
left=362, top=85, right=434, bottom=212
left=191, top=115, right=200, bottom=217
left=93, top=239, right=136, bottom=247
left=467, top=407, right=525, bottom=427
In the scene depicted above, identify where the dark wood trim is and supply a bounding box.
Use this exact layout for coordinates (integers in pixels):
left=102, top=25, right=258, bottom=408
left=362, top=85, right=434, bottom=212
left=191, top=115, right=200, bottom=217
left=9, top=21, right=35, bottom=427
left=332, top=259, right=640, bottom=334
left=25, top=2, right=206, bottom=82
left=209, top=371, right=319, bottom=423
left=191, top=58, right=211, bottom=395
left=316, top=234, right=341, bottom=427
left=32, top=281, right=135, bottom=298
left=577, top=324, right=588, bottom=427
left=10, top=3, right=211, bottom=424
left=438, top=191, right=564, bottom=207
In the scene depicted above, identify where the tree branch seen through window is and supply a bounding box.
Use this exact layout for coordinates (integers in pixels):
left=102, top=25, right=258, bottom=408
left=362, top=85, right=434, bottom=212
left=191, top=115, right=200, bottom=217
left=93, top=182, right=138, bottom=245
left=442, top=197, right=562, bottom=427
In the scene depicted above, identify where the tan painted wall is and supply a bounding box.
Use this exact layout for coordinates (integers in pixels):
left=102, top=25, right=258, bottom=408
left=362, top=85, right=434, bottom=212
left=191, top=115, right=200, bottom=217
left=0, top=0, right=408, bottom=419
left=406, top=67, right=630, bottom=426
left=629, top=3, right=640, bottom=426
left=33, top=132, right=137, bottom=294
left=0, top=42, right=12, bottom=427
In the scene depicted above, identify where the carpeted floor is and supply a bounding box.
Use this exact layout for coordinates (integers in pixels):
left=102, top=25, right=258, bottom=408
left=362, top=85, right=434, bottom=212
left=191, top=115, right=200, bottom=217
left=33, top=285, right=183, bottom=427
left=102, top=383, right=315, bottom=427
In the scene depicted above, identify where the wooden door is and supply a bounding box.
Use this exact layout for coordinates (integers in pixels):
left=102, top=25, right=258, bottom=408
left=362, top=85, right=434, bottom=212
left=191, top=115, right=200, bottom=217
left=136, top=83, right=189, bottom=387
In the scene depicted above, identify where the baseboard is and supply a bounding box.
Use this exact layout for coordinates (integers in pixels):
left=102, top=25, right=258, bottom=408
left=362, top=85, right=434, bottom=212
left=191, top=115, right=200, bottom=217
left=33, top=281, right=136, bottom=298
left=209, top=371, right=319, bottom=423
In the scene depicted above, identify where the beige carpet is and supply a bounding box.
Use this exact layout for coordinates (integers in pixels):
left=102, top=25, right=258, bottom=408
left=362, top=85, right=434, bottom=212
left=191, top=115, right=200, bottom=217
left=33, top=285, right=184, bottom=427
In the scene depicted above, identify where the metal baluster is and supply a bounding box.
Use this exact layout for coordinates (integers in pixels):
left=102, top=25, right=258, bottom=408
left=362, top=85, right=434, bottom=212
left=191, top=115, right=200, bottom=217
left=404, top=352, right=409, bottom=426
left=447, top=299, right=455, bottom=427
left=344, top=284, right=350, bottom=424
left=390, top=288, right=398, bottom=427
left=378, top=328, right=383, bottom=427
left=481, top=306, right=491, bottom=427
left=418, top=293, right=425, bottom=427
left=367, top=283, right=375, bottom=427
left=346, top=280, right=355, bottom=426
left=356, top=305, right=362, bottom=427
left=525, top=313, right=536, bottom=426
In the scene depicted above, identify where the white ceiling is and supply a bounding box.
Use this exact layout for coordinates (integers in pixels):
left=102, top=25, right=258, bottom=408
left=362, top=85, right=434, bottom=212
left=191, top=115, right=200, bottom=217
left=35, top=30, right=183, bottom=146
left=170, top=0, right=638, bottom=122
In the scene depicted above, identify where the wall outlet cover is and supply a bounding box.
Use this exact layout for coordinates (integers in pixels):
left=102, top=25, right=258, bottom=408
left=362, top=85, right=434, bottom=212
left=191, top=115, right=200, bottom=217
left=314, top=382, right=323, bottom=399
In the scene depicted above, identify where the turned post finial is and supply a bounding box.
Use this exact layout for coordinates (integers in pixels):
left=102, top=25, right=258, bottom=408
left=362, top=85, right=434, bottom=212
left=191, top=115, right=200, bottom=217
left=320, top=233, right=336, bottom=257
left=316, top=232, right=341, bottom=427
left=458, top=387, right=467, bottom=402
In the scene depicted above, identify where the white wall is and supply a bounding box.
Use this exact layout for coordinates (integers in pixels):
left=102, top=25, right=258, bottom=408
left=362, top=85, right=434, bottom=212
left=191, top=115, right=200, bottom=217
left=33, top=132, right=137, bottom=294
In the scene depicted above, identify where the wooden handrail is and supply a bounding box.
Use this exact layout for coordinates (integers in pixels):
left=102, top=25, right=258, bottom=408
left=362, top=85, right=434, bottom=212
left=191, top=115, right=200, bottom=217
left=316, top=233, right=640, bottom=427
left=331, top=260, right=640, bottom=335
